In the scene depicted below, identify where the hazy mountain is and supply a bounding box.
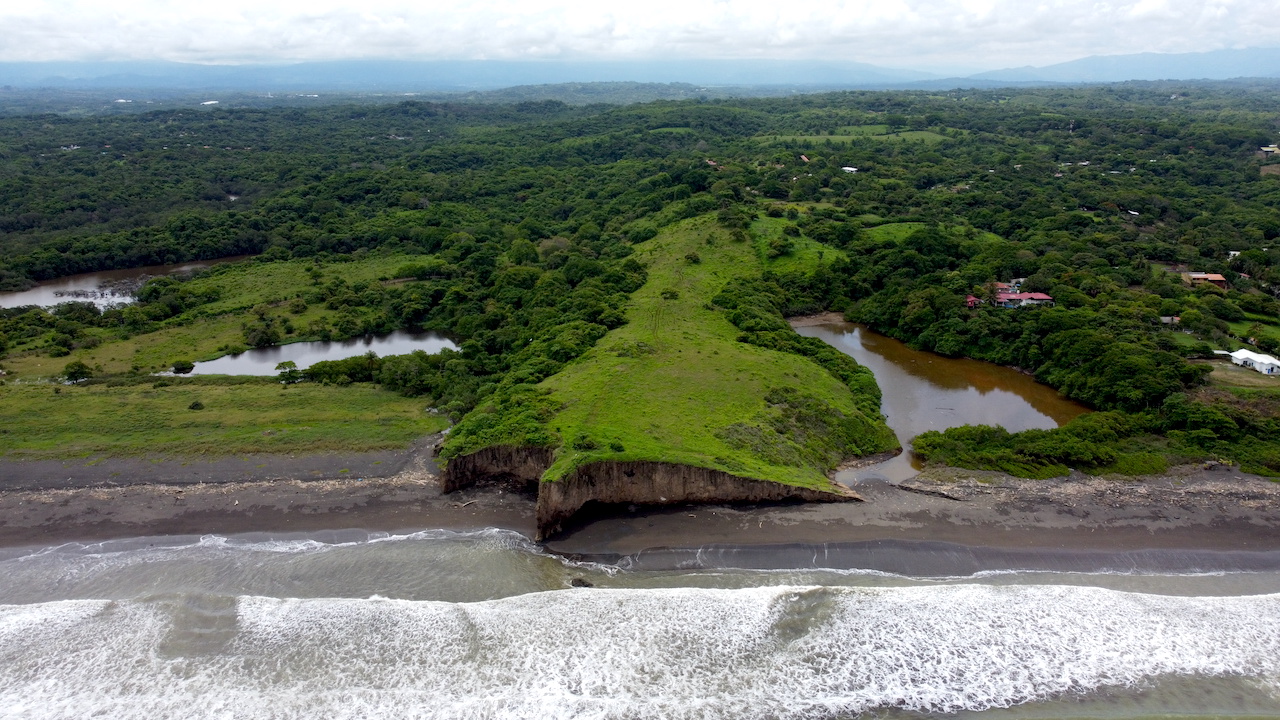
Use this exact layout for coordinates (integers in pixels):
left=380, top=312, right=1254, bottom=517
left=0, top=59, right=937, bottom=91
left=972, top=47, right=1280, bottom=83
left=4, top=49, right=1280, bottom=105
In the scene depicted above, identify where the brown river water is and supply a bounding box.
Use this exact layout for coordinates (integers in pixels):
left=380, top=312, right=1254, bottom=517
left=795, top=321, right=1089, bottom=482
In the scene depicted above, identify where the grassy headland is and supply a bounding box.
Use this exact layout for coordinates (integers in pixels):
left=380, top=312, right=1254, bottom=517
left=445, top=215, right=898, bottom=490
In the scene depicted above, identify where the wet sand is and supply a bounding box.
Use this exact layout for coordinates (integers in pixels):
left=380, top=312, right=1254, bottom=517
left=2, top=439, right=1278, bottom=564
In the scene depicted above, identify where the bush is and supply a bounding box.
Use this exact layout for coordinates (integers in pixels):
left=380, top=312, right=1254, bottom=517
left=172, top=360, right=195, bottom=374
left=766, top=236, right=795, bottom=258
left=188, top=400, right=205, bottom=410
left=571, top=433, right=599, bottom=450
left=63, top=360, right=93, bottom=383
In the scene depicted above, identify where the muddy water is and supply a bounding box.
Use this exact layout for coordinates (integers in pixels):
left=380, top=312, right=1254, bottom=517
left=0, top=256, right=250, bottom=309
left=795, top=322, right=1088, bottom=482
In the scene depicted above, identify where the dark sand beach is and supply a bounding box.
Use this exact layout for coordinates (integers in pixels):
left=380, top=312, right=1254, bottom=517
left=2, top=437, right=1278, bottom=565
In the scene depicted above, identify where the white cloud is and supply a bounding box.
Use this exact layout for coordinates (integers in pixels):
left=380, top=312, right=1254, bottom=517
left=0, top=0, right=1275, bottom=71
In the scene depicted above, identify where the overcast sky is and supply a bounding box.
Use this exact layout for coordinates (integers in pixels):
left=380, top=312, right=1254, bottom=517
left=1, top=0, right=1275, bottom=73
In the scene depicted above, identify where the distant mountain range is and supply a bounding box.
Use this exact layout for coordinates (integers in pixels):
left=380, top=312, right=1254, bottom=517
left=1, top=47, right=1278, bottom=95
left=0, top=59, right=933, bottom=91
left=970, top=47, right=1280, bottom=83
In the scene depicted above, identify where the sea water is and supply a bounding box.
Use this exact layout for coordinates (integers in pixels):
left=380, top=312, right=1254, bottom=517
left=2, top=529, right=1279, bottom=719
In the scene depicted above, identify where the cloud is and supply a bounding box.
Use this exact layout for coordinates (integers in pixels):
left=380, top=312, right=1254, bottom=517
left=0, top=0, right=1275, bottom=71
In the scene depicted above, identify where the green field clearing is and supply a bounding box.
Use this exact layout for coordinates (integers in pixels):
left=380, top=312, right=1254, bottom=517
left=0, top=379, right=449, bottom=459
left=1228, top=318, right=1280, bottom=346
left=752, top=216, right=848, bottom=272
left=1199, top=359, right=1280, bottom=389
left=532, top=215, right=897, bottom=488
left=862, top=222, right=927, bottom=242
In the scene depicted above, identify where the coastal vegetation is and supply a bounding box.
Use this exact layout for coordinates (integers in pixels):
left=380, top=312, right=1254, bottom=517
left=3, top=81, right=1280, bottom=480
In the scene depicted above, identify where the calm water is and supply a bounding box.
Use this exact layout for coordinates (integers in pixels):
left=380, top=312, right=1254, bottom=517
left=0, top=256, right=249, bottom=309
left=795, top=322, right=1089, bottom=482
left=186, top=331, right=457, bottom=375
left=1, top=530, right=1277, bottom=719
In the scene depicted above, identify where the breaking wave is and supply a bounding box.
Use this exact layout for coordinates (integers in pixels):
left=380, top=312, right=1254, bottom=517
left=2, top=584, right=1279, bottom=719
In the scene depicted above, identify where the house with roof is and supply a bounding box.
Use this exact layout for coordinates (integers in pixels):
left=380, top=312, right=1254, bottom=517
left=1230, top=348, right=1280, bottom=375
left=966, top=291, right=1054, bottom=309
left=998, top=292, right=1054, bottom=308
left=1182, top=272, right=1228, bottom=289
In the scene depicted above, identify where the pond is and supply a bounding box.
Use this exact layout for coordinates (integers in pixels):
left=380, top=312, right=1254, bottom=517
left=794, top=320, right=1089, bottom=483
left=0, top=256, right=250, bottom=310
left=184, top=331, right=458, bottom=376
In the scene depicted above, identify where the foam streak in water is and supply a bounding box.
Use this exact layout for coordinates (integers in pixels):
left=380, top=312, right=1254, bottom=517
left=2, top=585, right=1279, bottom=719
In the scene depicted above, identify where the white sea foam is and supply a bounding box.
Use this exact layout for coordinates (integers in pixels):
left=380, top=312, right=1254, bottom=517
left=2, top=584, right=1278, bottom=719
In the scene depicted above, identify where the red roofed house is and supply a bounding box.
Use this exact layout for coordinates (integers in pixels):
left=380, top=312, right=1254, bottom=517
left=966, top=291, right=1054, bottom=308
left=998, top=292, right=1054, bottom=308
left=1181, top=272, right=1228, bottom=289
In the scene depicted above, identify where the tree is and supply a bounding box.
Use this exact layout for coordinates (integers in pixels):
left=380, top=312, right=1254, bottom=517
left=276, top=361, right=301, bottom=384
left=63, top=360, right=92, bottom=383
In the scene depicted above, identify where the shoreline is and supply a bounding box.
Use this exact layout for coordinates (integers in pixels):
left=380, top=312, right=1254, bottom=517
left=2, top=439, right=1278, bottom=564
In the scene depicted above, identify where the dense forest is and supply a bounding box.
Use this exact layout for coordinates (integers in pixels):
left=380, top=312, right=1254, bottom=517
left=4, top=81, right=1280, bottom=476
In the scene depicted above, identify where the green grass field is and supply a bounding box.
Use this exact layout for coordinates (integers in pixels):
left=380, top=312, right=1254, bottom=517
left=863, top=222, right=927, bottom=242
left=0, top=379, right=448, bottom=459
left=751, top=216, right=848, bottom=272
left=531, top=215, right=897, bottom=489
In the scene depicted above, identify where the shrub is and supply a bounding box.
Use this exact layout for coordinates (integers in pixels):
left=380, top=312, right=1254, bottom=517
left=172, top=360, right=195, bottom=374
left=63, top=360, right=92, bottom=383
left=188, top=400, right=205, bottom=410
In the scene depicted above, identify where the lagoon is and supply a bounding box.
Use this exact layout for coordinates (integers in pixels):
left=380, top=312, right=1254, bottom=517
left=185, top=331, right=457, bottom=375
left=796, top=320, right=1089, bottom=482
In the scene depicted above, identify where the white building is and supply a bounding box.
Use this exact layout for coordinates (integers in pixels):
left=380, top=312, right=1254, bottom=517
left=1229, top=349, right=1280, bottom=375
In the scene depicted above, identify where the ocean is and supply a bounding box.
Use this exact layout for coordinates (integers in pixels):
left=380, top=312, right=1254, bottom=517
left=2, top=528, right=1279, bottom=719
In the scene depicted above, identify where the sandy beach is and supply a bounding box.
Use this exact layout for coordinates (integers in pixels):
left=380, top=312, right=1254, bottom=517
left=2, top=438, right=1279, bottom=563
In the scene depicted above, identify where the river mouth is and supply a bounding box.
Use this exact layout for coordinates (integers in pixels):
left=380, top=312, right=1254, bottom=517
left=794, top=320, right=1089, bottom=483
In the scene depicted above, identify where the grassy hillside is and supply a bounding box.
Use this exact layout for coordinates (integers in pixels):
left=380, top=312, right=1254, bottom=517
left=448, top=215, right=898, bottom=490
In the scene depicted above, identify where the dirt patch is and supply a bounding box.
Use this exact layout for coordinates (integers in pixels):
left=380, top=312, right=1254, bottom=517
left=786, top=311, right=847, bottom=327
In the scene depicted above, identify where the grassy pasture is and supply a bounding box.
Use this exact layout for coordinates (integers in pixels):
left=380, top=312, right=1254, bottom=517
left=0, top=379, right=448, bottom=459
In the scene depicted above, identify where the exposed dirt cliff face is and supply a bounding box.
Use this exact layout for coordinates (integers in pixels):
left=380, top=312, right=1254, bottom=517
left=439, top=445, right=555, bottom=493
left=443, top=448, right=860, bottom=540
left=537, top=461, right=860, bottom=539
